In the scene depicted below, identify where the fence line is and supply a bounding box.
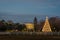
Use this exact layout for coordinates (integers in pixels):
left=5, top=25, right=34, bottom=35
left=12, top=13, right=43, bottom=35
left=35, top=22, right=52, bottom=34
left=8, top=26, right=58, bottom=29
left=0, top=32, right=60, bottom=36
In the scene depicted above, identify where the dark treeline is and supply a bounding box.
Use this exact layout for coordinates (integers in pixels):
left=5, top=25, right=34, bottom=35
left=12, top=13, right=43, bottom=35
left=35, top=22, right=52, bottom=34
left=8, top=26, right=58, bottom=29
left=0, top=16, right=60, bottom=32
left=0, top=20, right=26, bottom=32
left=49, top=17, right=60, bottom=32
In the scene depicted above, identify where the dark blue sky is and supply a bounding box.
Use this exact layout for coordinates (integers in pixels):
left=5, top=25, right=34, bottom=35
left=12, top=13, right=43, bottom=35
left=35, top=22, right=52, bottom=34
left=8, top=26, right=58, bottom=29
left=0, top=0, right=60, bottom=16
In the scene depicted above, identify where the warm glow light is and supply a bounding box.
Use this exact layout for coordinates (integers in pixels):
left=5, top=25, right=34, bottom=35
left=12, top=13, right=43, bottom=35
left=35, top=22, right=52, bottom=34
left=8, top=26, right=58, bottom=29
left=25, top=23, right=34, bottom=30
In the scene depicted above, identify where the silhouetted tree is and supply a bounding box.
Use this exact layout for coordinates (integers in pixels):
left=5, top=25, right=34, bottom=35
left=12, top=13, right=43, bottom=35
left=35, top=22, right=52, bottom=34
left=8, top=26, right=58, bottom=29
left=49, top=17, right=60, bottom=32
left=33, top=17, right=38, bottom=31
left=7, top=24, right=13, bottom=30
left=17, top=24, right=26, bottom=31
left=0, top=22, right=7, bottom=32
left=1, top=20, right=5, bottom=23
left=39, top=20, right=45, bottom=31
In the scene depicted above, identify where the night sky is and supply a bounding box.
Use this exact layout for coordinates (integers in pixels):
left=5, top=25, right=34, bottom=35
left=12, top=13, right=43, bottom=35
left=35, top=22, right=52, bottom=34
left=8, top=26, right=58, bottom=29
left=0, top=0, right=60, bottom=16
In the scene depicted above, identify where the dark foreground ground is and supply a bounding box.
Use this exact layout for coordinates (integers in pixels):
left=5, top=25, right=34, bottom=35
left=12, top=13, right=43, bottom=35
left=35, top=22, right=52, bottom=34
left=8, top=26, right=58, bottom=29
left=0, top=32, right=60, bottom=40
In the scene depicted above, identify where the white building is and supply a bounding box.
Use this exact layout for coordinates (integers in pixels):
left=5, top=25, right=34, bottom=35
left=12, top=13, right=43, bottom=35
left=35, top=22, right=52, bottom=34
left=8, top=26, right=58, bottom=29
left=25, top=23, right=34, bottom=31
